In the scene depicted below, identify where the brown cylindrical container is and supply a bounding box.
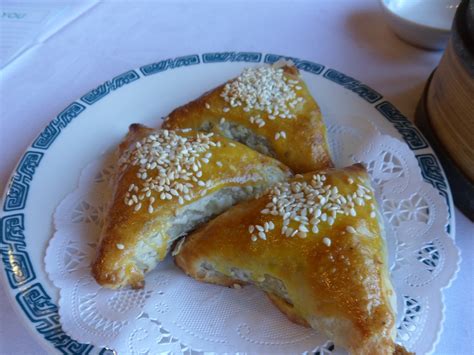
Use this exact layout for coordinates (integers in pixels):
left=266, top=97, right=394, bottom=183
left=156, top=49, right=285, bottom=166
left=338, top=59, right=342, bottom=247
left=416, top=0, right=474, bottom=219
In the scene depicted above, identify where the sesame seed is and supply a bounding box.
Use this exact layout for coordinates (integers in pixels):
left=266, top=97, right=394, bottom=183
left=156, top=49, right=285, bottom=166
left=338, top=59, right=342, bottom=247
left=216, top=161, right=223, bottom=167
left=134, top=203, right=142, bottom=211
left=258, top=231, right=267, bottom=240
left=251, top=235, right=257, bottom=242
left=116, top=243, right=125, bottom=250
left=370, top=211, right=376, bottom=218
left=346, top=226, right=356, bottom=234
left=298, top=231, right=307, bottom=238
left=275, top=132, right=281, bottom=140
left=205, top=103, right=210, bottom=109
left=249, top=225, right=255, bottom=233
left=229, top=142, right=236, bottom=147
left=280, top=131, right=286, bottom=139
left=299, top=224, right=309, bottom=233
left=220, top=117, right=226, bottom=124
left=223, top=107, right=230, bottom=112
left=322, top=237, right=331, bottom=247
left=148, top=205, right=154, bottom=214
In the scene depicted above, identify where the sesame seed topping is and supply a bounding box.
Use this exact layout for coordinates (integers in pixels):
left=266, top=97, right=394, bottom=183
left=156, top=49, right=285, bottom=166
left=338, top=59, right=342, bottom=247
left=220, top=117, right=226, bottom=124
left=223, top=107, right=230, bottom=112
left=205, top=103, right=210, bottom=109
left=220, top=66, right=303, bottom=126
left=120, top=129, right=218, bottom=213
left=322, top=237, right=331, bottom=247
left=116, top=243, right=125, bottom=250
left=248, top=174, right=375, bottom=242
left=370, top=211, right=376, bottom=218
left=216, top=161, right=223, bottom=167
left=346, top=226, right=356, bottom=234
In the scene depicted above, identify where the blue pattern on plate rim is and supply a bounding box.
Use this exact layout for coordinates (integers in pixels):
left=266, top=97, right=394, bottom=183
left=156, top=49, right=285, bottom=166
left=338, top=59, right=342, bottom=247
left=80, top=70, right=140, bottom=105
left=264, top=53, right=325, bottom=75
left=0, top=214, right=36, bottom=288
left=323, top=68, right=382, bottom=104
left=3, top=151, right=43, bottom=212
left=32, top=102, right=86, bottom=150
left=140, top=54, right=200, bottom=76
left=0, top=52, right=453, bottom=354
left=202, top=51, right=261, bottom=63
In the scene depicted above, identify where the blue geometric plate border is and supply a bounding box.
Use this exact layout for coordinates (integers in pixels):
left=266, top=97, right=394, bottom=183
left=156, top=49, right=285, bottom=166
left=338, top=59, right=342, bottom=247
left=0, top=52, right=454, bottom=354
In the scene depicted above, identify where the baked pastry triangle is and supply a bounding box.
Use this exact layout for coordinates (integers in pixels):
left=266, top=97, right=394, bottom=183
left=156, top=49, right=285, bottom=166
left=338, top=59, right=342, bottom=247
left=175, top=164, right=408, bottom=354
left=162, top=63, right=333, bottom=173
left=92, top=124, right=291, bottom=289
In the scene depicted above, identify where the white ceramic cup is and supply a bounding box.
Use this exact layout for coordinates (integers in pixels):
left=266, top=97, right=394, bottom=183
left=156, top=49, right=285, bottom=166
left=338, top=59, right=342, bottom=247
left=379, top=0, right=460, bottom=50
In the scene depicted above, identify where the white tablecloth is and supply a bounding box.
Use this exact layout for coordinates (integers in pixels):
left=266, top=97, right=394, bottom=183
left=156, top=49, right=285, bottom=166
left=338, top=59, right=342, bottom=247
left=0, top=1, right=472, bottom=354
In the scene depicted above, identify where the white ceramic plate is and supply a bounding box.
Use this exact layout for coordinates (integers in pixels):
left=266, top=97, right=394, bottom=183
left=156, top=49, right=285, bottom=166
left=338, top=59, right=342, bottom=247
left=0, top=52, right=457, bottom=354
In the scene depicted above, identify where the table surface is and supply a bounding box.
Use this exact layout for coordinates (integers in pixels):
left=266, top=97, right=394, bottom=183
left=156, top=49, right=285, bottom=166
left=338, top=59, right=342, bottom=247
left=0, top=1, right=472, bottom=354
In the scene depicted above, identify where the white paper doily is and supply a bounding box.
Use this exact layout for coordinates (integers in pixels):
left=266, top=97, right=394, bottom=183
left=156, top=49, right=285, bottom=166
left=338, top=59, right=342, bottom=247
left=45, top=115, right=460, bottom=354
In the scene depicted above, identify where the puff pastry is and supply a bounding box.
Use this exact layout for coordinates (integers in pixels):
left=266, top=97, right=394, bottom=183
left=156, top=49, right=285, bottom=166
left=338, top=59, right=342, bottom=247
left=162, top=63, right=333, bottom=173
left=92, top=124, right=291, bottom=289
left=175, top=164, right=407, bottom=355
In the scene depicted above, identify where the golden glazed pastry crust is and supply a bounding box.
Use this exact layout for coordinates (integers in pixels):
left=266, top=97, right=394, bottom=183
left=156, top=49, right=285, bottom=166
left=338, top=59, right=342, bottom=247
left=92, top=124, right=291, bottom=289
left=175, top=164, right=403, bottom=355
left=163, top=64, right=333, bottom=173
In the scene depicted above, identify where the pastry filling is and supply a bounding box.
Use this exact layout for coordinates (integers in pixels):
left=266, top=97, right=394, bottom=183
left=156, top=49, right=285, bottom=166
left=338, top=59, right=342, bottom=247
left=200, top=120, right=276, bottom=158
